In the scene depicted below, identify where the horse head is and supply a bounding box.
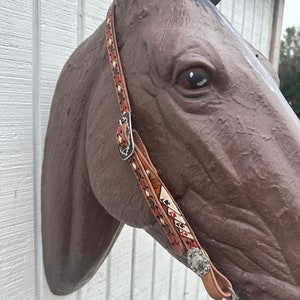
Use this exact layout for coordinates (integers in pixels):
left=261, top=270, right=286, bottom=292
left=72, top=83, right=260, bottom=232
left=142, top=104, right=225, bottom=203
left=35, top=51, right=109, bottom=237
left=42, top=0, right=300, bottom=299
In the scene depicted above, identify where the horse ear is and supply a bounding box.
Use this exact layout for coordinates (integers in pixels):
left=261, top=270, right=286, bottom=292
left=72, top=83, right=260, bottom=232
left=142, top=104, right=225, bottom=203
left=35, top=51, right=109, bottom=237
left=42, top=31, right=124, bottom=294
left=211, top=0, right=221, bottom=5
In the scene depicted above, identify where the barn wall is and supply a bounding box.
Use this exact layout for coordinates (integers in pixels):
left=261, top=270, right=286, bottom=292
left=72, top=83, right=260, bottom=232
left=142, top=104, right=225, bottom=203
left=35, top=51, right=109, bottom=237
left=0, top=0, right=277, bottom=299
left=218, top=0, right=275, bottom=59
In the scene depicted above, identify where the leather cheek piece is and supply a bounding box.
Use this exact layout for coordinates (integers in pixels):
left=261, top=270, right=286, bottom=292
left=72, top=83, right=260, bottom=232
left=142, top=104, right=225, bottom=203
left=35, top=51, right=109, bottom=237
left=105, top=2, right=235, bottom=299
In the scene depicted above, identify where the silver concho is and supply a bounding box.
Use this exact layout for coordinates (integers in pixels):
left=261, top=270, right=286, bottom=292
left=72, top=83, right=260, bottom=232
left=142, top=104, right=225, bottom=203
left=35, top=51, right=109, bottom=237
left=187, top=247, right=210, bottom=277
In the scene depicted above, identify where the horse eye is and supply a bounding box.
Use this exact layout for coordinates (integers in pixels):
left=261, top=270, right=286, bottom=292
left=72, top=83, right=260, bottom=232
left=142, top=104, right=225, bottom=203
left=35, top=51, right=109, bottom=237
left=177, top=68, right=210, bottom=90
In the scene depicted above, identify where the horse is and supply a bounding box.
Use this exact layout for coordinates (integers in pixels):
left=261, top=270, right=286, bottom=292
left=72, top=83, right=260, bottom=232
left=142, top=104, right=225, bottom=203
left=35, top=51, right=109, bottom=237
left=41, top=0, right=300, bottom=299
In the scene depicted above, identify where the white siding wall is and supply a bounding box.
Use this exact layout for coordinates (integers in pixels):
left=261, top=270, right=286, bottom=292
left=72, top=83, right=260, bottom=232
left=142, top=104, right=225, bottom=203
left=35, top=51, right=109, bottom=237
left=218, top=0, right=275, bottom=58
left=0, top=1, right=275, bottom=299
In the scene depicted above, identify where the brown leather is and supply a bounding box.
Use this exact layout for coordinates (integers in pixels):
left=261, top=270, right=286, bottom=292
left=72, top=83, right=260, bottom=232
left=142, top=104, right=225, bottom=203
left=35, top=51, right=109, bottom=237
left=134, top=133, right=232, bottom=299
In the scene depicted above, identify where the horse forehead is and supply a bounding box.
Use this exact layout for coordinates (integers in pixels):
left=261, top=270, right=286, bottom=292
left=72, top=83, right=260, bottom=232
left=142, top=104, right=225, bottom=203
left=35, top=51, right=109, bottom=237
left=140, top=18, right=277, bottom=90
left=141, top=0, right=220, bottom=33
left=139, top=16, right=237, bottom=77
left=140, top=11, right=217, bottom=56
left=139, top=1, right=239, bottom=59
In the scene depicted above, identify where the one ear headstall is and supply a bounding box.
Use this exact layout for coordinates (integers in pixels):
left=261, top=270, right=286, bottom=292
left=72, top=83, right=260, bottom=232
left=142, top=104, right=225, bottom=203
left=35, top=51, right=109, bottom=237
left=105, top=2, right=238, bottom=299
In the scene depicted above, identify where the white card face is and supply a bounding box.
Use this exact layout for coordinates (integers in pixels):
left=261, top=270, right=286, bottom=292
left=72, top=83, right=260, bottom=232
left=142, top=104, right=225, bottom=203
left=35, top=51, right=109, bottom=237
left=174, top=221, right=191, bottom=234
left=159, top=186, right=180, bottom=214
left=179, top=229, right=193, bottom=239
left=167, top=207, right=185, bottom=224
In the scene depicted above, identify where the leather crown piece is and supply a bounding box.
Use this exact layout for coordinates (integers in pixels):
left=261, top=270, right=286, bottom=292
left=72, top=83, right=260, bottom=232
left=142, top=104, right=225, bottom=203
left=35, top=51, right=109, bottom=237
left=105, top=2, right=237, bottom=299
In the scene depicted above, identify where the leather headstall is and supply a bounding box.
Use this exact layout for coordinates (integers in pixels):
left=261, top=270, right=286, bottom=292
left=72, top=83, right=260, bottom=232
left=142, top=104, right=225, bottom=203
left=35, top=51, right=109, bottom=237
left=105, top=2, right=239, bottom=299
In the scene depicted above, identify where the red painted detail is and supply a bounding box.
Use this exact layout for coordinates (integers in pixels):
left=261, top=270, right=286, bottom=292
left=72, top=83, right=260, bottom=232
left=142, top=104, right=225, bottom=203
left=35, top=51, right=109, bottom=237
left=153, top=208, right=161, bottom=216
left=115, top=76, right=120, bottom=84
left=111, top=53, right=115, bottom=60
left=140, top=180, right=147, bottom=189
left=180, top=230, right=188, bottom=237
left=120, top=101, right=126, bottom=110
left=168, top=211, right=177, bottom=218
left=116, top=126, right=122, bottom=134
left=190, top=241, right=197, bottom=248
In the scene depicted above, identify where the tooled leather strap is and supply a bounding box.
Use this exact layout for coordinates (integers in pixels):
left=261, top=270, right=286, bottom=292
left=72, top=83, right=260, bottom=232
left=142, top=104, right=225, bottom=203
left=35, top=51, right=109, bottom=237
left=105, top=2, right=235, bottom=299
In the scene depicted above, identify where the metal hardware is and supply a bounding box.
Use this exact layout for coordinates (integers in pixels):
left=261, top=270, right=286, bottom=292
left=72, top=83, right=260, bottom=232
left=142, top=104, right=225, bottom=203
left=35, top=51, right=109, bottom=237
left=117, top=111, right=134, bottom=160
left=187, top=247, right=210, bottom=277
left=222, top=287, right=240, bottom=300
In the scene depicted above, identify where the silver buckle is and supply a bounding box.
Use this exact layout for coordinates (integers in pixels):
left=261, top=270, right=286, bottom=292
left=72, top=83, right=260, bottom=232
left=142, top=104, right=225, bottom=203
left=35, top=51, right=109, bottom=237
left=117, top=111, right=134, bottom=160
left=187, top=247, right=210, bottom=277
left=222, top=287, right=240, bottom=300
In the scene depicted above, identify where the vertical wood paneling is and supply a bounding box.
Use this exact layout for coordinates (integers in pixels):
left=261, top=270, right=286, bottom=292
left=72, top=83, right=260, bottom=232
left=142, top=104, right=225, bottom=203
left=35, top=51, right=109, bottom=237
left=151, top=242, right=173, bottom=300
left=169, top=258, right=186, bottom=300
left=77, top=0, right=85, bottom=44
left=251, top=0, right=264, bottom=50
left=131, top=230, right=155, bottom=300
left=39, top=0, right=78, bottom=299
left=39, top=0, right=78, bottom=140
left=241, top=0, right=255, bottom=42
left=219, top=0, right=234, bottom=23
left=0, top=0, right=36, bottom=299
left=260, top=0, right=275, bottom=57
left=231, top=0, right=244, bottom=33
left=33, top=0, right=43, bottom=298
left=109, top=226, right=134, bottom=299
left=84, top=0, right=111, bottom=39
left=183, top=269, right=199, bottom=300
left=219, top=0, right=275, bottom=58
